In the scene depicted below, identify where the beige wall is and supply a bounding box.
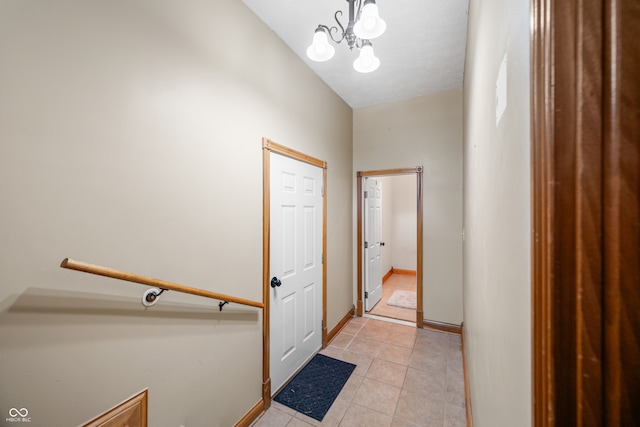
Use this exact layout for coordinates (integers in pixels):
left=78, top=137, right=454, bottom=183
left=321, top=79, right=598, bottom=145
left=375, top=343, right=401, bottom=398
left=377, top=175, right=416, bottom=275
left=379, top=176, right=394, bottom=275
left=389, top=175, right=417, bottom=271
left=354, top=89, right=464, bottom=325
left=378, top=175, right=417, bottom=272
left=462, top=0, right=531, bottom=425
left=0, top=1, right=352, bottom=425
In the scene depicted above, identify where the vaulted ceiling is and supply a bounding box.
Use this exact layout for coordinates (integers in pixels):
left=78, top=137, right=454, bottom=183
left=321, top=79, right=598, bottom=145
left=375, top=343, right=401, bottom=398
left=242, top=0, right=469, bottom=109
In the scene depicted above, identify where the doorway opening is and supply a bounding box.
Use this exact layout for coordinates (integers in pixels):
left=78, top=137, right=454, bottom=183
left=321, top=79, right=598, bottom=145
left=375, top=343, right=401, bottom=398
left=356, top=167, right=423, bottom=327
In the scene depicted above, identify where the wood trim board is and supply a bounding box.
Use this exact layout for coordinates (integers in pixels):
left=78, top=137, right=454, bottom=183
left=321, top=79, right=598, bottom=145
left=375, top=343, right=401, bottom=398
left=234, top=399, right=265, bottom=427
left=531, top=0, right=640, bottom=424
left=82, top=389, right=148, bottom=427
left=461, top=323, right=473, bottom=427
left=326, top=306, right=356, bottom=345
left=391, top=268, right=416, bottom=276
left=261, top=140, right=272, bottom=407
left=422, top=319, right=462, bottom=335
left=382, top=268, right=393, bottom=284
left=382, top=268, right=416, bottom=284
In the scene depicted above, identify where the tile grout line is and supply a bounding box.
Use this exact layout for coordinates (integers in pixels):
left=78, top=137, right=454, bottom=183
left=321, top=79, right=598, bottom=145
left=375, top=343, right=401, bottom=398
left=256, top=316, right=465, bottom=427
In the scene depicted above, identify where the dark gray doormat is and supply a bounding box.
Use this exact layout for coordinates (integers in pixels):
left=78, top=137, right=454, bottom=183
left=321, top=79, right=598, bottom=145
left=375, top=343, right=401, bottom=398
left=274, top=354, right=356, bottom=421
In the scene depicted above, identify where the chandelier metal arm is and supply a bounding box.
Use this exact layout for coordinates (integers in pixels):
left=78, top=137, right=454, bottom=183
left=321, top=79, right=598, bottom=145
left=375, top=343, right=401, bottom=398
left=318, top=22, right=344, bottom=44
left=331, top=11, right=347, bottom=42
left=317, top=0, right=366, bottom=48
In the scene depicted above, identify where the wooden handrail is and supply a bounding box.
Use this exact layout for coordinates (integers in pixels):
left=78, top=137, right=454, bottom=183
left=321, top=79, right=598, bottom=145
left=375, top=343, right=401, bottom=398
left=60, top=258, right=264, bottom=309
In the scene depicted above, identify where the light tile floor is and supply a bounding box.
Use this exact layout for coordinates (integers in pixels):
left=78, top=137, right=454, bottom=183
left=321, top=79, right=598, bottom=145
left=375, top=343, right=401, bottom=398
left=251, top=317, right=467, bottom=427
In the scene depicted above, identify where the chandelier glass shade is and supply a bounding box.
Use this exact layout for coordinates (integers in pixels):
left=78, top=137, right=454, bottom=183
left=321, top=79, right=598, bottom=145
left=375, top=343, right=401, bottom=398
left=353, top=40, right=380, bottom=73
left=353, top=1, right=386, bottom=40
left=306, top=0, right=386, bottom=73
left=306, top=27, right=336, bottom=62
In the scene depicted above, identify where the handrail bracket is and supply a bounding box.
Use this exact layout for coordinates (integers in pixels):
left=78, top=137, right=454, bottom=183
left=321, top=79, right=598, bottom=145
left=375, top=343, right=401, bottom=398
left=142, top=288, right=167, bottom=307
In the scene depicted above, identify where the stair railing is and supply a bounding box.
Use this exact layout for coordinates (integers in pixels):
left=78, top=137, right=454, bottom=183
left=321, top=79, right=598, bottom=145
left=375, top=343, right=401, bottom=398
left=60, top=258, right=263, bottom=310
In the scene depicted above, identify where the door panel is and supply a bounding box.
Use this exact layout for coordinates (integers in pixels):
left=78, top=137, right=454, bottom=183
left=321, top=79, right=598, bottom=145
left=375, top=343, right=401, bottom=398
left=281, top=206, right=296, bottom=277
left=281, top=292, right=296, bottom=360
left=303, top=206, right=315, bottom=269
left=270, top=152, right=323, bottom=393
left=303, top=283, right=316, bottom=341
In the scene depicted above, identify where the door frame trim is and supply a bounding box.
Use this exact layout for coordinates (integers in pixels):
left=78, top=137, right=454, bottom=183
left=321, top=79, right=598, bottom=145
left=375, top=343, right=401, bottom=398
left=532, top=0, right=604, bottom=424
left=262, top=137, right=328, bottom=406
left=531, top=0, right=640, bottom=424
left=356, top=167, right=423, bottom=327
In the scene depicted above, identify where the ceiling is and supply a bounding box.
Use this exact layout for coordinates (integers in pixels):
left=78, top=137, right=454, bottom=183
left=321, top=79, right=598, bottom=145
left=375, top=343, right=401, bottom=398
left=241, top=0, right=469, bottom=109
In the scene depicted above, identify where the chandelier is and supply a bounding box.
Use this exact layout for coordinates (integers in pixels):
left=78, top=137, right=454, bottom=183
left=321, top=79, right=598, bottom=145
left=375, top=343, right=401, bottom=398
left=306, top=0, right=387, bottom=73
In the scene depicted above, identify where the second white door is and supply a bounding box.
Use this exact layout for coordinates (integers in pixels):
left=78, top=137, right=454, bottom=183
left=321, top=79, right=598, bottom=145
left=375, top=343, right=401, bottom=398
left=270, top=152, right=323, bottom=394
left=364, top=177, right=383, bottom=311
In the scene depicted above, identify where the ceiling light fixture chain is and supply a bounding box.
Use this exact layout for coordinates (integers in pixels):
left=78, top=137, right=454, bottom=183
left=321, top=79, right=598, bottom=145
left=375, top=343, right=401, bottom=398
left=306, top=0, right=386, bottom=73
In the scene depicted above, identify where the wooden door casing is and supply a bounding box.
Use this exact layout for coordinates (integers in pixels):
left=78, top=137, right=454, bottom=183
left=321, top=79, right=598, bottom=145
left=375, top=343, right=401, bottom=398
left=356, top=168, right=423, bottom=327
left=532, top=0, right=640, bottom=425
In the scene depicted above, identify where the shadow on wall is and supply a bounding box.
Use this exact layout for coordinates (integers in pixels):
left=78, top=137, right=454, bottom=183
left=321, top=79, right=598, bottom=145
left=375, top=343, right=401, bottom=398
left=0, top=287, right=259, bottom=329
left=0, top=286, right=262, bottom=425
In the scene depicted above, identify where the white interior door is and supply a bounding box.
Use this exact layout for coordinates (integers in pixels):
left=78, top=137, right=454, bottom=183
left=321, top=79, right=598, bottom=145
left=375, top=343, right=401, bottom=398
left=364, top=177, right=383, bottom=311
left=270, top=152, right=323, bottom=394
